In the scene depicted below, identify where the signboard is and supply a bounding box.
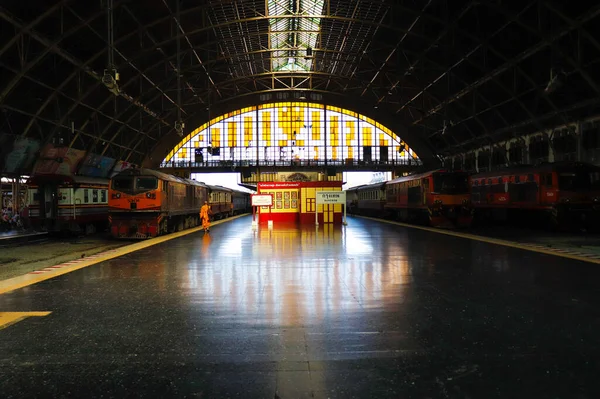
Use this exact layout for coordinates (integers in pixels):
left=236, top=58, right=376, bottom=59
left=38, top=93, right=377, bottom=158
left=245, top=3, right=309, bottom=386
left=252, top=194, right=273, bottom=207
left=258, top=182, right=301, bottom=189
left=316, top=191, right=346, bottom=204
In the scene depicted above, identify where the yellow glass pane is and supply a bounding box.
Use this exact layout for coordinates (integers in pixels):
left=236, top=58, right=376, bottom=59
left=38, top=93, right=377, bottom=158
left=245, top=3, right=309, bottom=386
left=211, top=128, right=220, bottom=146
left=363, top=127, right=372, bottom=146
left=346, top=121, right=355, bottom=142
left=262, top=112, right=271, bottom=145
left=312, top=112, right=321, bottom=141
left=228, top=122, right=237, bottom=147
left=244, top=116, right=252, bottom=147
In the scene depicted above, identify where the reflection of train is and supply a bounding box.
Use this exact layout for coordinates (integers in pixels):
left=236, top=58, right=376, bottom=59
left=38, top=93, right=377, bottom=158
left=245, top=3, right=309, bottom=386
left=470, top=162, right=600, bottom=229
left=27, top=175, right=110, bottom=234
left=108, top=168, right=251, bottom=238
left=346, top=169, right=472, bottom=228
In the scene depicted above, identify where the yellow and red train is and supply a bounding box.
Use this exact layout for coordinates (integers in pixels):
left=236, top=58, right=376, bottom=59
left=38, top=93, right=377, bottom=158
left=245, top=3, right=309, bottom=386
left=108, top=168, right=251, bottom=238
left=470, top=161, right=600, bottom=229
left=346, top=169, right=472, bottom=228
left=346, top=161, right=600, bottom=230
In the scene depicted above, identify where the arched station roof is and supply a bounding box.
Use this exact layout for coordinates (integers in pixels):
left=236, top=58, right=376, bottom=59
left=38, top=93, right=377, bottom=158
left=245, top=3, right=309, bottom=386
left=1, top=0, right=599, bottom=172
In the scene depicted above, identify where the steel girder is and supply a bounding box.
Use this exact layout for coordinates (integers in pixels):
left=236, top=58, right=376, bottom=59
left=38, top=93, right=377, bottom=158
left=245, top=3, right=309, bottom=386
left=1, top=0, right=600, bottom=167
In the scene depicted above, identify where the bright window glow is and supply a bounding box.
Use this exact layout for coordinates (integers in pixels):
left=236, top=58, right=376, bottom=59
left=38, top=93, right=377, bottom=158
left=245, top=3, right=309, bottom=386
left=267, top=0, right=324, bottom=72
left=161, top=102, right=419, bottom=166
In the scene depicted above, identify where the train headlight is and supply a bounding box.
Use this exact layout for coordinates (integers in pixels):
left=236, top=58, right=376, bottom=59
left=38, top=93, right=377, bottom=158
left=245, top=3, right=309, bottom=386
left=594, top=197, right=599, bottom=203
left=146, top=192, right=151, bottom=198
left=434, top=199, right=443, bottom=205
left=112, top=193, right=121, bottom=199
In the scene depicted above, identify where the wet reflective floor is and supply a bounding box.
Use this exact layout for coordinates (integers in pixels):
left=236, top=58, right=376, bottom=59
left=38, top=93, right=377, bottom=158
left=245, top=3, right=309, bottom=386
left=1, top=215, right=600, bottom=398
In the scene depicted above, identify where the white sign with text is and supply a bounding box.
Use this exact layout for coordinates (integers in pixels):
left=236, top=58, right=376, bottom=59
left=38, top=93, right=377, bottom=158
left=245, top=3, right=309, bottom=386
left=316, top=191, right=346, bottom=204
left=251, top=194, right=273, bottom=207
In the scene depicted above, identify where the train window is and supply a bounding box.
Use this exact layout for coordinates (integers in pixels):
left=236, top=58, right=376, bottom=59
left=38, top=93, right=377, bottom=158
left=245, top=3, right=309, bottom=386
left=136, top=177, right=158, bottom=191
left=528, top=174, right=534, bottom=182
left=84, top=189, right=89, bottom=203
left=33, top=193, right=40, bottom=202
left=112, top=177, right=133, bottom=190
left=101, top=190, right=107, bottom=202
left=92, top=190, right=98, bottom=203
left=515, top=176, right=520, bottom=183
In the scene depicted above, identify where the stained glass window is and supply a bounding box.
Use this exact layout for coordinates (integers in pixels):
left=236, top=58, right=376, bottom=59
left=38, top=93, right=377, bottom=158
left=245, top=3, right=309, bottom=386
left=161, top=103, right=419, bottom=167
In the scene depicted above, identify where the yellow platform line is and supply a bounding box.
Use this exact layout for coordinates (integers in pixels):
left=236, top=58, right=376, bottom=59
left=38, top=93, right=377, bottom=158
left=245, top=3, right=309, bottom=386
left=0, top=311, right=51, bottom=330
left=357, top=215, right=600, bottom=265
left=0, top=214, right=249, bottom=295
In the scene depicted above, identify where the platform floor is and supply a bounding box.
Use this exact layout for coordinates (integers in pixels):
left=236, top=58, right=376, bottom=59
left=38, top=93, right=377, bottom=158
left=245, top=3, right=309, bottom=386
left=1, top=215, right=600, bottom=398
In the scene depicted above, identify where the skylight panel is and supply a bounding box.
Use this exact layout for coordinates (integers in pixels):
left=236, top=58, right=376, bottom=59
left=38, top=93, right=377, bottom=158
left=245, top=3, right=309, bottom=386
left=267, top=0, right=325, bottom=72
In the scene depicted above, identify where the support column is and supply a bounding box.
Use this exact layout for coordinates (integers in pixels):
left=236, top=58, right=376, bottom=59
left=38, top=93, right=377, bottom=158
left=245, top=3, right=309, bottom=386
left=324, top=107, right=328, bottom=167
left=547, top=131, right=555, bottom=162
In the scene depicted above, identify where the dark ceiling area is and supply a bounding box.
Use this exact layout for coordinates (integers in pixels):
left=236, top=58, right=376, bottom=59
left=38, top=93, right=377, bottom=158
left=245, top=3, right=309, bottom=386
left=1, top=0, right=599, bottom=169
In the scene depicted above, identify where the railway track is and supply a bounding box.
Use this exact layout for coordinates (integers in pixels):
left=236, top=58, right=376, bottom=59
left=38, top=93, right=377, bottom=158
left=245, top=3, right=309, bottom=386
left=0, top=231, right=128, bottom=280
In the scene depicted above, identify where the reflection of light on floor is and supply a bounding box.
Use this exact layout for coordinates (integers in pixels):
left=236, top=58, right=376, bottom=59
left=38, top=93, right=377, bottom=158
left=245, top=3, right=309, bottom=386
left=342, top=225, right=373, bottom=255
left=217, top=235, right=243, bottom=256
left=183, top=221, right=411, bottom=327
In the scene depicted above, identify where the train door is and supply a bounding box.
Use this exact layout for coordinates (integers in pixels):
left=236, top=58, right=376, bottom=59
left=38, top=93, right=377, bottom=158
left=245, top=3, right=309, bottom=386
left=41, top=184, right=58, bottom=220
left=422, top=178, right=429, bottom=206
left=540, top=172, right=555, bottom=204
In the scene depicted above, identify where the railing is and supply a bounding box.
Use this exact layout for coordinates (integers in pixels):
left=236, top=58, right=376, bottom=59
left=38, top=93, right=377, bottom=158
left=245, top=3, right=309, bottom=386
left=159, top=158, right=422, bottom=169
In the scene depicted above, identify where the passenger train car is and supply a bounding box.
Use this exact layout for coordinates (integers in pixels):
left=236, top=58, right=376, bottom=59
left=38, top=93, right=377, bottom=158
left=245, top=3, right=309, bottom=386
left=470, top=161, right=600, bottom=229
left=108, top=167, right=251, bottom=238
left=385, top=169, right=473, bottom=227
left=346, top=169, right=473, bottom=228
left=346, top=182, right=386, bottom=217
left=27, top=174, right=109, bottom=234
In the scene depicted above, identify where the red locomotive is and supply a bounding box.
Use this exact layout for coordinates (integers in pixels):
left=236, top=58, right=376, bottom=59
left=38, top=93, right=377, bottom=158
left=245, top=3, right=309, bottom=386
left=470, top=161, right=600, bottom=229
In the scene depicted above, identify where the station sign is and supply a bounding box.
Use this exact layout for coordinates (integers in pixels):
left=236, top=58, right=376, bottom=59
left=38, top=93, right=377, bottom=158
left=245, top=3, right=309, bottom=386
left=316, top=191, right=346, bottom=204
left=251, top=194, right=273, bottom=207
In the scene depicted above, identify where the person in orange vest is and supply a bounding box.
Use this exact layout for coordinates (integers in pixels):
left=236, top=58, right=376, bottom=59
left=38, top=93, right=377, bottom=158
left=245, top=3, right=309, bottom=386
left=200, top=201, right=211, bottom=233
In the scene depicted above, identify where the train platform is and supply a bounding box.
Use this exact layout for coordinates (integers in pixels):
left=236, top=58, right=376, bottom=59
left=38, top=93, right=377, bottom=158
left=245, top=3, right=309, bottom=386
left=1, top=215, right=600, bottom=398
left=0, top=229, right=47, bottom=244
